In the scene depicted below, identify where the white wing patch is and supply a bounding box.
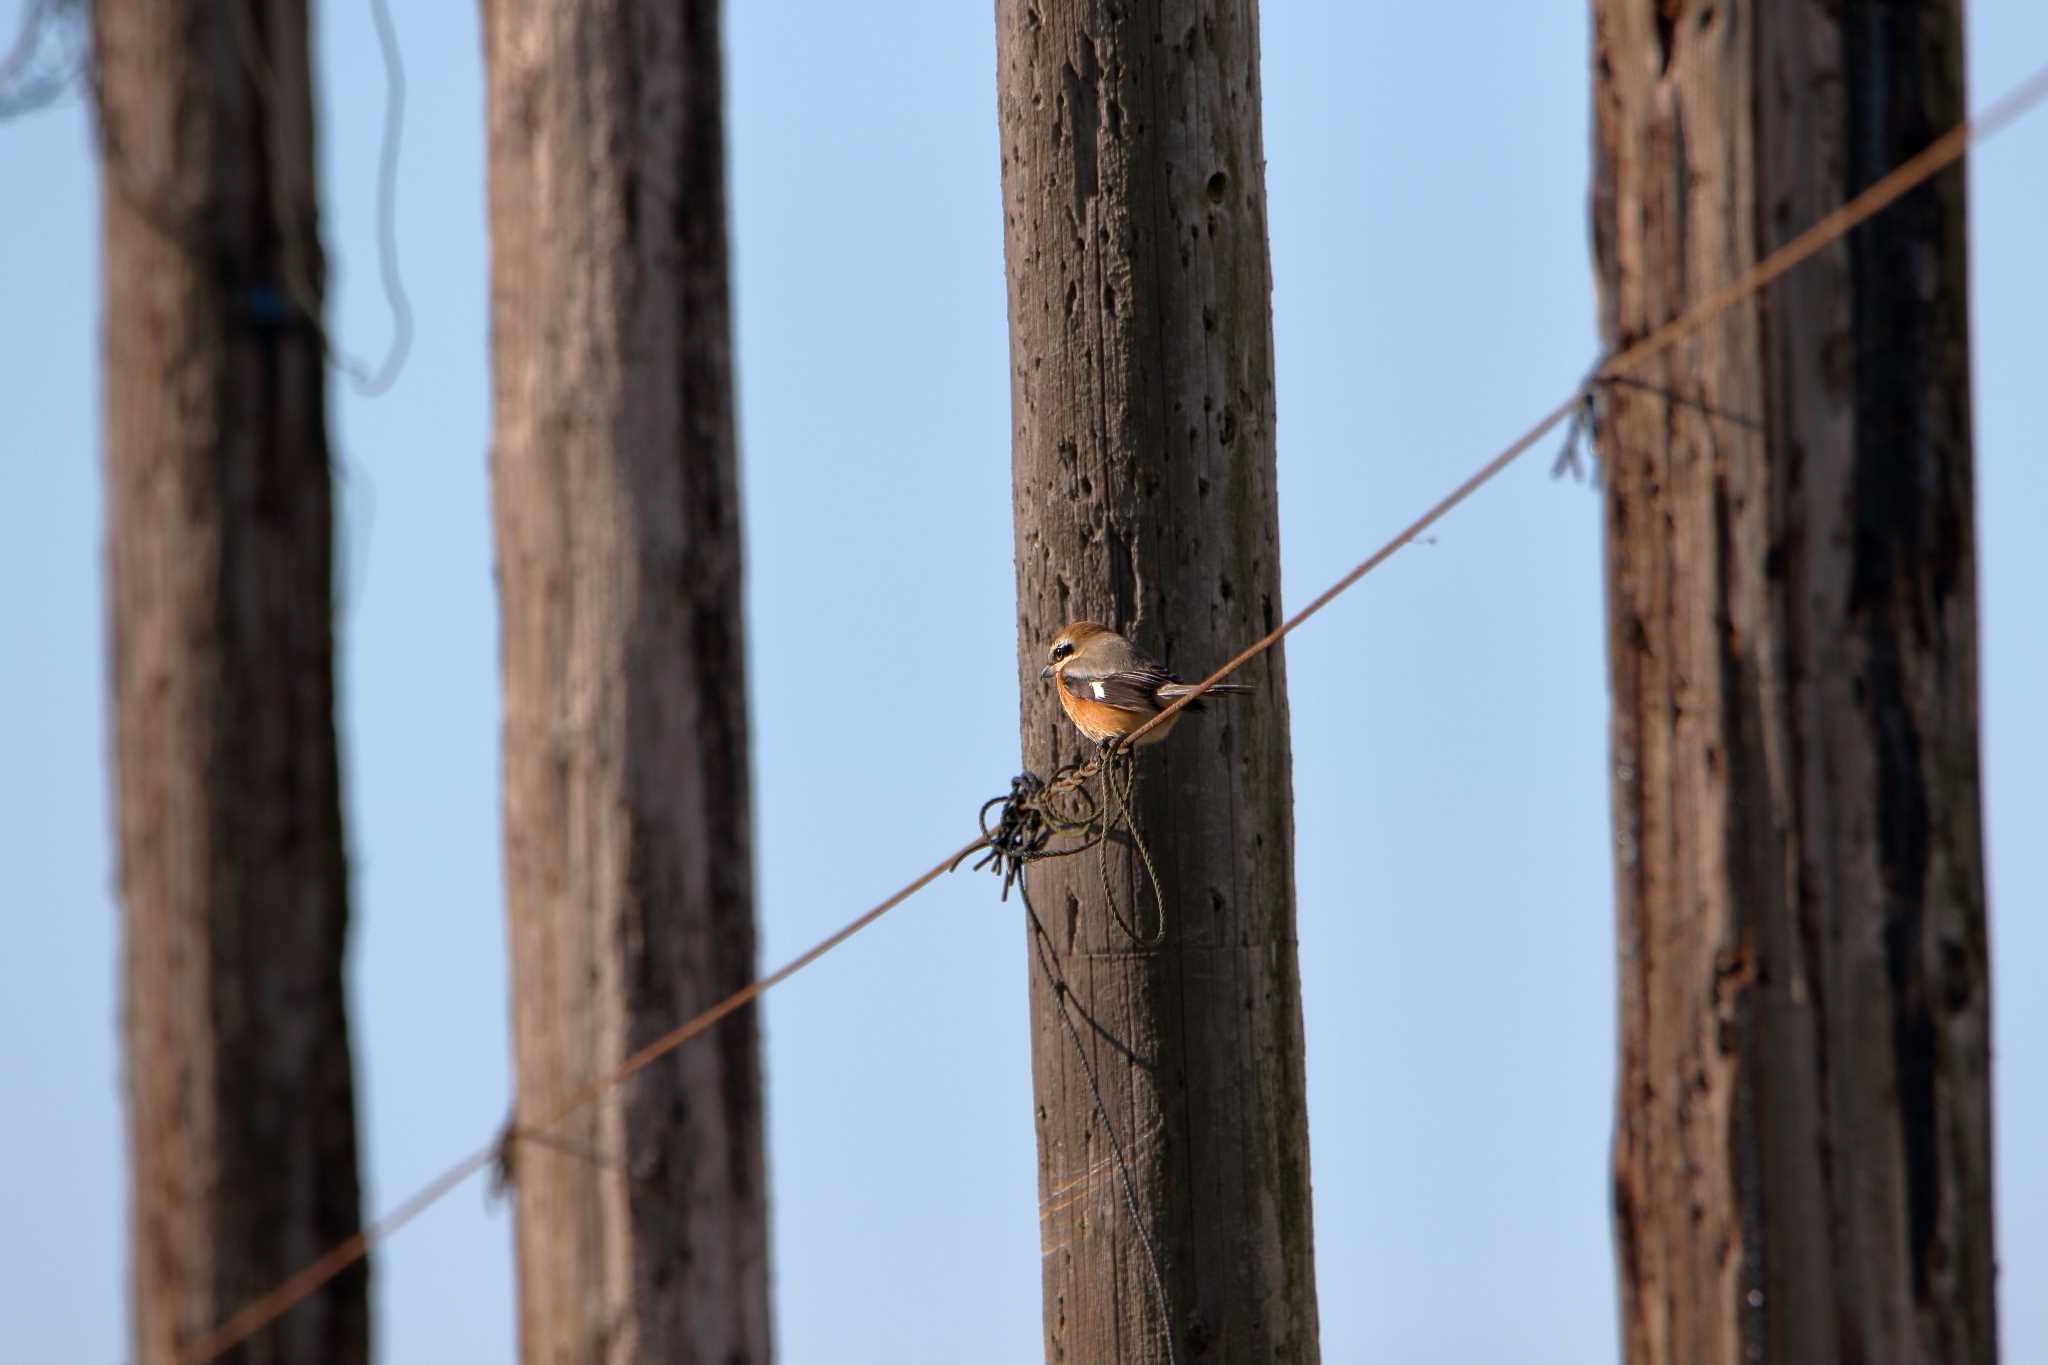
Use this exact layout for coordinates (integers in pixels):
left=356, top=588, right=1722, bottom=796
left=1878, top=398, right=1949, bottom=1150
left=1091, top=680, right=1108, bottom=699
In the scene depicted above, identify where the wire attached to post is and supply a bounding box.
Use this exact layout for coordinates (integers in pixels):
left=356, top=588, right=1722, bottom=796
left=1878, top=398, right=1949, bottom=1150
left=971, top=747, right=1179, bottom=1365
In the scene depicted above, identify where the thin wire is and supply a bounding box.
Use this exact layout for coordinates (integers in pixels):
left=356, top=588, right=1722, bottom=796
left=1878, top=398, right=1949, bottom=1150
left=502, top=1126, right=629, bottom=1177
left=355, top=0, right=413, bottom=396
left=1022, top=879, right=1177, bottom=1365
left=0, top=0, right=85, bottom=118
left=1118, top=391, right=1584, bottom=751
left=0, top=0, right=51, bottom=88
left=175, top=835, right=988, bottom=1365
left=227, top=0, right=413, bottom=396
left=1119, top=57, right=2048, bottom=748
left=173, top=57, right=2048, bottom=1365
left=529, top=834, right=986, bottom=1132
left=177, top=1143, right=501, bottom=1365
left=1090, top=748, right=1167, bottom=949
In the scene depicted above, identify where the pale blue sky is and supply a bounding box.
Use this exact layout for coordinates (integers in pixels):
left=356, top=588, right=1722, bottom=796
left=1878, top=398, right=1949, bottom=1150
left=3, top=5, right=2042, bottom=1362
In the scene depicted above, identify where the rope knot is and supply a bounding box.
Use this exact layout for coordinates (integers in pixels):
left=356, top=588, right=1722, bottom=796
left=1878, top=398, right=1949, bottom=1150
left=963, top=754, right=1112, bottom=899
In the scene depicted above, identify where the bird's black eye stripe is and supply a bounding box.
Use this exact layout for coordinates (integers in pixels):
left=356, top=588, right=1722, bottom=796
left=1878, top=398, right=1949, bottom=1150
left=1051, top=641, right=1074, bottom=662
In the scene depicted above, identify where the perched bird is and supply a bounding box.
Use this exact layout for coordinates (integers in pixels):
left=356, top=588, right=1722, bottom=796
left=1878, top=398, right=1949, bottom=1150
left=1039, top=620, right=1252, bottom=748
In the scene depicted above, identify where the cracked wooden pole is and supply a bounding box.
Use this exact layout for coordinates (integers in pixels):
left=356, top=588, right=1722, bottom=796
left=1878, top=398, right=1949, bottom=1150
left=995, top=2, right=1320, bottom=1360
left=481, top=2, right=771, bottom=1360
left=95, top=1, right=368, bottom=1359
left=1592, top=2, right=1995, bottom=1361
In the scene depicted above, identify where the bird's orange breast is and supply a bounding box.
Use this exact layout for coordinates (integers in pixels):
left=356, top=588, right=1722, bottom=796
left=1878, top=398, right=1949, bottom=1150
left=1054, top=674, right=1179, bottom=746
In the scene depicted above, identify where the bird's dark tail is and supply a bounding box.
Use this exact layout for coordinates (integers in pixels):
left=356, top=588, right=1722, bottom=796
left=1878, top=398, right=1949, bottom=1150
left=1156, top=682, right=1254, bottom=708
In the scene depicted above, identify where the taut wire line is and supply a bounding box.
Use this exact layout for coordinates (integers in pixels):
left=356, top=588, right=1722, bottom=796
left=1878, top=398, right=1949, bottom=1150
left=1119, top=56, right=2048, bottom=748
left=176, top=836, right=986, bottom=1364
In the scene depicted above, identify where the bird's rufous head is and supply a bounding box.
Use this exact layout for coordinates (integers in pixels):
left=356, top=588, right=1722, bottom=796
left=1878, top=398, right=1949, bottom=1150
left=1039, top=621, right=1114, bottom=679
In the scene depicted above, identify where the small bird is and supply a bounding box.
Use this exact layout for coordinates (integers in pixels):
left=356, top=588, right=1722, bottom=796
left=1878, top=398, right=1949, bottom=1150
left=1039, top=620, right=1252, bottom=748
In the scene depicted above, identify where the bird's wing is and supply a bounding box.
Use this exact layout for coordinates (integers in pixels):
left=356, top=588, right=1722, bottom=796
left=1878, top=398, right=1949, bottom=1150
left=1061, top=662, right=1173, bottom=714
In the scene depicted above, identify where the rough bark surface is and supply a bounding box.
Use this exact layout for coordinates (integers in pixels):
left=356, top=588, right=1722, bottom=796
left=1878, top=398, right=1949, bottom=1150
left=995, top=3, right=1319, bottom=1360
left=96, top=2, right=368, bottom=1361
left=1591, top=2, right=1994, bottom=1361
left=481, top=3, right=770, bottom=1362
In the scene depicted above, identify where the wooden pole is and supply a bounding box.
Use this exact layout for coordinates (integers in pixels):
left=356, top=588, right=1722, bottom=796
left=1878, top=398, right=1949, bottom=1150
left=1592, top=3, right=1995, bottom=1360
left=481, top=3, right=771, bottom=1360
left=995, top=3, right=1320, bottom=1359
left=96, top=1, right=368, bottom=1359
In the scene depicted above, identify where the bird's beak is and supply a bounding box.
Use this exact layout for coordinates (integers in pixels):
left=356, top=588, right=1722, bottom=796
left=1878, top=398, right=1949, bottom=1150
left=1038, top=663, right=1054, bottom=681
